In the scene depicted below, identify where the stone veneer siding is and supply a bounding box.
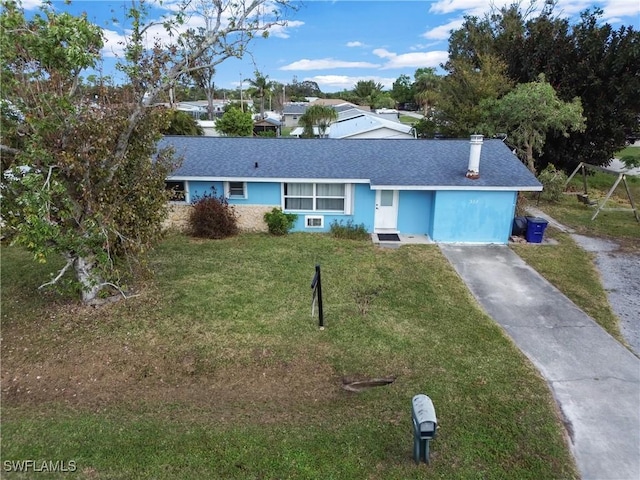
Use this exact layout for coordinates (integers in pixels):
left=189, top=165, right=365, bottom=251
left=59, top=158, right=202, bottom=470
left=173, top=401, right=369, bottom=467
left=164, top=203, right=277, bottom=233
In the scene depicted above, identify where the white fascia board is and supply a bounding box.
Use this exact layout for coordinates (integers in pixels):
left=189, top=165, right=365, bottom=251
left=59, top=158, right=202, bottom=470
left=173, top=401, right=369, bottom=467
left=168, top=176, right=371, bottom=184
left=369, top=185, right=543, bottom=192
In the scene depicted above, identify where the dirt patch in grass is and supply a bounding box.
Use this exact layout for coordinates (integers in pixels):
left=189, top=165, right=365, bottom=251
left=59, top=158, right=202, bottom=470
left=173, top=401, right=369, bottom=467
left=2, top=315, right=340, bottom=424
left=607, top=235, right=640, bottom=253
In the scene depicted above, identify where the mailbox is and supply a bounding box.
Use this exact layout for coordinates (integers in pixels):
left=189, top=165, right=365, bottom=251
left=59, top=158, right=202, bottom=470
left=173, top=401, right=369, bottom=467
left=412, top=394, right=437, bottom=464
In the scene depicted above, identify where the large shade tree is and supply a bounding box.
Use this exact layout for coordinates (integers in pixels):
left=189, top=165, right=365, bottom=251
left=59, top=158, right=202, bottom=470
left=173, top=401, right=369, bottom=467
left=483, top=74, right=586, bottom=173
left=390, top=74, right=414, bottom=108
left=437, top=54, right=513, bottom=137
left=0, top=0, right=290, bottom=303
left=541, top=10, right=640, bottom=169
left=447, top=3, right=640, bottom=169
left=352, top=80, right=384, bottom=106
left=285, top=77, right=321, bottom=100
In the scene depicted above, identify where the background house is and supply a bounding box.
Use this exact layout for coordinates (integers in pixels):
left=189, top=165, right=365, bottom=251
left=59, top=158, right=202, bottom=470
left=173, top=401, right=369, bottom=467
left=282, top=100, right=370, bottom=129
left=328, top=108, right=415, bottom=139
left=282, top=103, right=308, bottom=128
left=161, top=136, right=542, bottom=244
left=253, top=115, right=281, bottom=136
left=289, top=107, right=414, bottom=139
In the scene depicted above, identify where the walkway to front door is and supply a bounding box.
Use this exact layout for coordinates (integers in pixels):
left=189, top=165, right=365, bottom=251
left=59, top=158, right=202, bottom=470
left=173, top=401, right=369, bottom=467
left=372, top=233, right=432, bottom=247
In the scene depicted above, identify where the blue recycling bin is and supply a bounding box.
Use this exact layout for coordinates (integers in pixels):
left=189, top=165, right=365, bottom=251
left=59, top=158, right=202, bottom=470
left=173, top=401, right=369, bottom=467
left=525, top=217, right=548, bottom=243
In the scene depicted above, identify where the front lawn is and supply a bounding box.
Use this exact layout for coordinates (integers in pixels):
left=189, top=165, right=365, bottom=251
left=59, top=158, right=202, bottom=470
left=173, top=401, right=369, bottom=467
left=1, top=234, right=577, bottom=479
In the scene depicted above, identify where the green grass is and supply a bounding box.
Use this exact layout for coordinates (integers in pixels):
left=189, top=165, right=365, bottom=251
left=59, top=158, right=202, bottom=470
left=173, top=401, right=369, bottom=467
left=538, top=169, right=640, bottom=240
left=1, top=234, right=578, bottom=479
left=616, top=145, right=640, bottom=163
left=398, top=114, right=419, bottom=125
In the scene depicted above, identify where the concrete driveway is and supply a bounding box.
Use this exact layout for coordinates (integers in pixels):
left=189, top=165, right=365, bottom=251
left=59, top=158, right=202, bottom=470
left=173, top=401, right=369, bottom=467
left=525, top=206, right=640, bottom=356
left=441, top=244, right=640, bottom=480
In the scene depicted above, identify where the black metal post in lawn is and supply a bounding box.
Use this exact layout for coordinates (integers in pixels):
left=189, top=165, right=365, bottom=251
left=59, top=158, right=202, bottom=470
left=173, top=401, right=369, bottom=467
left=311, top=264, right=324, bottom=329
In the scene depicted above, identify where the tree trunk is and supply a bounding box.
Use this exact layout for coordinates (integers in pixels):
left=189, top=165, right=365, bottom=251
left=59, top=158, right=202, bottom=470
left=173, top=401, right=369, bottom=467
left=206, top=88, right=214, bottom=121
left=526, top=143, right=536, bottom=174
left=74, top=256, right=102, bottom=303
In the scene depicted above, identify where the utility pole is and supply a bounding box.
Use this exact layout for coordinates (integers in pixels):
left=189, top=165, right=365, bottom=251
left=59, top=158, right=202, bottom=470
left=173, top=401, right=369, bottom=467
left=240, top=73, right=244, bottom=112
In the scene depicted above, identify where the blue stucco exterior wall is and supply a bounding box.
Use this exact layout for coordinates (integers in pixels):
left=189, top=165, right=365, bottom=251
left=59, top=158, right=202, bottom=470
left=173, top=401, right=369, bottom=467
left=183, top=180, right=517, bottom=242
left=430, top=190, right=517, bottom=244
left=397, top=191, right=434, bottom=235
left=188, top=181, right=221, bottom=201
left=186, top=181, right=281, bottom=205
left=289, top=183, right=375, bottom=233
left=231, top=182, right=281, bottom=205
left=352, top=184, right=375, bottom=231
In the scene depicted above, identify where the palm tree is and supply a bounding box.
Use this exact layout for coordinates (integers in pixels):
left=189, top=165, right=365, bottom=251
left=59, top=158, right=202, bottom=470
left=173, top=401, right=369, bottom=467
left=298, top=105, right=338, bottom=138
left=245, top=71, right=273, bottom=117
left=413, top=68, right=440, bottom=118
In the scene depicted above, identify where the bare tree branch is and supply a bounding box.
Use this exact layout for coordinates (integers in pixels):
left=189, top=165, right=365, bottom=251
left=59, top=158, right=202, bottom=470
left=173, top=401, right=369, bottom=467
left=38, top=258, right=74, bottom=290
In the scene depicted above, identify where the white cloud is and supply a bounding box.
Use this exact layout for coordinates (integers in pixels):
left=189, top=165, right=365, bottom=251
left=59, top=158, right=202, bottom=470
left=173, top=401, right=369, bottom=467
left=410, top=42, right=443, bottom=51
left=600, top=0, right=640, bottom=22
left=551, top=0, right=595, bottom=17
left=101, top=29, right=128, bottom=58
left=428, top=0, right=639, bottom=25
left=99, top=14, right=205, bottom=59
left=428, top=0, right=493, bottom=16
left=307, top=74, right=398, bottom=92
left=20, top=0, right=44, bottom=10
left=422, top=18, right=465, bottom=40
left=267, top=20, right=304, bottom=39
left=552, top=0, right=638, bottom=20
left=372, top=49, right=449, bottom=70
left=346, top=41, right=365, bottom=47
left=100, top=5, right=299, bottom=59
left=280, top=58, right=380, bottom=71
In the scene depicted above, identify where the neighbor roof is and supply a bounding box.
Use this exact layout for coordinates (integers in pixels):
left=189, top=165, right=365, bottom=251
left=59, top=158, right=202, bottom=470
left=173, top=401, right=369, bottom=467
left=282, top=103, right=308, bottom=115
left=161, top=136, right=542, bottom=190
left=330, top=110, right=413, bottom=139
left=311, top=99, right=366, bottom=110
left=254, top=116, right=281, bottom=126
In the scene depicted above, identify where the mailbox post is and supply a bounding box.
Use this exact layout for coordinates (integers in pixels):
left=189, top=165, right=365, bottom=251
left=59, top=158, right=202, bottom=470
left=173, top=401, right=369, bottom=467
left=412, top=394, right=437, bottom=464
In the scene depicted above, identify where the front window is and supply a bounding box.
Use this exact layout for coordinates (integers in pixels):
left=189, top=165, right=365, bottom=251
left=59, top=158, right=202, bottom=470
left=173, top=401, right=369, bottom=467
left=284, top=183, right=345, bottom=212
left=166, top=181, right=186, bottom=202
left=228, top=181, right=246, bottom=198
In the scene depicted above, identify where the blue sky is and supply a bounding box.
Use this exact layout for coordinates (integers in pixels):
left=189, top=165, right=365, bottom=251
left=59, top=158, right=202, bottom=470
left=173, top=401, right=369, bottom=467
left=22, top=0, right=640, bottom=93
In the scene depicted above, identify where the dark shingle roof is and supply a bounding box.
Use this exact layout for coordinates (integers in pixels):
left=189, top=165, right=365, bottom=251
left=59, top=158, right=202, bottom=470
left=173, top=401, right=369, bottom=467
left=282, top=104, right=308, bottom=115
left=160, top=136, right=542, bottom=190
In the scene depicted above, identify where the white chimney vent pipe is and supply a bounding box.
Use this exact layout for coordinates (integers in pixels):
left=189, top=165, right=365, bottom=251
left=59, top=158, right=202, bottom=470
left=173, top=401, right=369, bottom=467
left=466, top=134, right=483, bottom=179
